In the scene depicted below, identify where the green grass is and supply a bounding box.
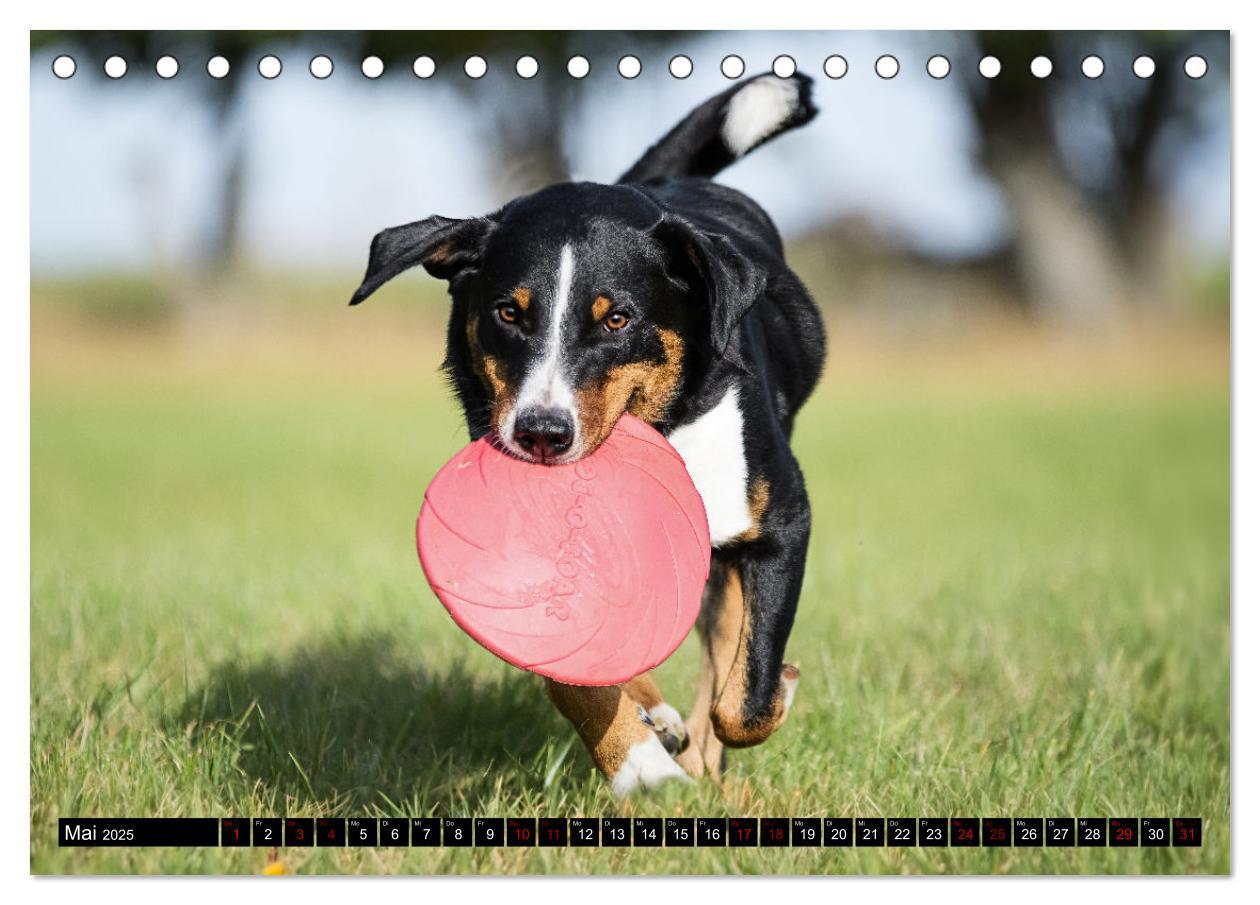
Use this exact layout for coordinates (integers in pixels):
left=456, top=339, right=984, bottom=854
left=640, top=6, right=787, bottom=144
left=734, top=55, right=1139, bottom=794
left=30, top=326, right=1229, bottom=874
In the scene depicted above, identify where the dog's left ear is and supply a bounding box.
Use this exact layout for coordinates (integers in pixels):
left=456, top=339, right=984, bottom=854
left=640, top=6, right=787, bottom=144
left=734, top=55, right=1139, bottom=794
left=349, top=215, right=493, bottom=305
left=651, top=216, right=767, bottom=358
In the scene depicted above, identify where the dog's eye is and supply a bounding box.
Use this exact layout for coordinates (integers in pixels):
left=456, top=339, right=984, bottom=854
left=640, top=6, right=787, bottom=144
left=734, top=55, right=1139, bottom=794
left=604, top=311, right=630, bottom=332
left=496, top=303, right=520, bottom=325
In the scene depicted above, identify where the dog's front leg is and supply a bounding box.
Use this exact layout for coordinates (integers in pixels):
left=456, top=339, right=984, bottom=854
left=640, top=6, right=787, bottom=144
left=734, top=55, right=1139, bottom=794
left=692, top=477, right=810, bottom=764
left=705, top=549, right=804, bottom=749
left=546, top=680, right=691, bottom=796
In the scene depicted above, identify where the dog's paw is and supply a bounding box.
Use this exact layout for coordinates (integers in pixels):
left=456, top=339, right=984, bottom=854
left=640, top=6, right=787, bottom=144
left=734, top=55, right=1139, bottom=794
left=611, top=737, right=694, bottom=797
left=647, top=702, right=689, bottom=756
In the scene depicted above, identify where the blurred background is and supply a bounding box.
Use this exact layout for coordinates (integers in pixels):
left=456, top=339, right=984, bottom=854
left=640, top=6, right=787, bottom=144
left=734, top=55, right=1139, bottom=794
left=31, top=30, right=1229, bottom=328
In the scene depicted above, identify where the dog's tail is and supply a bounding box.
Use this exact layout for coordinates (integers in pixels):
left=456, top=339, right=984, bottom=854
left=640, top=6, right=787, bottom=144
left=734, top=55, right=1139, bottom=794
left=618, top=72, right=816, bottom=185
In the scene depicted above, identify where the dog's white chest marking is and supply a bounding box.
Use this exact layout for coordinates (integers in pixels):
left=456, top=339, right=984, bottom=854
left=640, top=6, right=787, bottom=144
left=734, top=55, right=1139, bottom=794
left=666, top=387, right=752, bottom=547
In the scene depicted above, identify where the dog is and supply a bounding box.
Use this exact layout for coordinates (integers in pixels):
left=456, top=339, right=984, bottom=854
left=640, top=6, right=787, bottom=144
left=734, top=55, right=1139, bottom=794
left=351, top=72, right=825, bottom=795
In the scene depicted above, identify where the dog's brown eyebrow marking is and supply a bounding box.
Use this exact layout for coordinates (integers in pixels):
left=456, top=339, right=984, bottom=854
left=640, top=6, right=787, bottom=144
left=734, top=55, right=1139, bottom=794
left=511, top=286, right=532, bottom=310
left=591, top=295, right=613, bottom=321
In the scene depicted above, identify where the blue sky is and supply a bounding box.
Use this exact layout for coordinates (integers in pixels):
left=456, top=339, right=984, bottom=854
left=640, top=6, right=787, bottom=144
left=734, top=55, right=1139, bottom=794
left=30, top=32, right=1230, bottom=276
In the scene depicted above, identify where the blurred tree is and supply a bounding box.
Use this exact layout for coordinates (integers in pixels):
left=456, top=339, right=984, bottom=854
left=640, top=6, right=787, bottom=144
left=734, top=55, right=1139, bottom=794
left=966, top=30, right=1229, bottom=321
left=32, top=30, right=296, bottom=277
left=347, top=32, right=679, bottom=199
left=31, top=30, right=674, bottom=278
left=32, top=30, right=1226, bottom=324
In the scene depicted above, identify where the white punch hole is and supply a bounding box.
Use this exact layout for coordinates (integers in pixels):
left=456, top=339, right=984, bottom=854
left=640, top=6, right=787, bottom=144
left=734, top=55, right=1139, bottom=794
left=412, top=56, right=435, bottom=79
left=464, top=56, right=487, bottom=79
left=618, top=55, right=642, bottom=79
left=361, top=56, right=384, bottom=79
left=1132, top=55, right=1156, bottom=79
left=721, top=55, right=745, bottom=79
left=52, top=55, right=77, bottom=79
left=669, top=55, right=693, bottom=79
left=309, top=55, right=333, bottom=79
left=1081, top=55, right=1105, bottom=79
left=875, top=55, right=899, bottom=79
left=516, top=55, right=539, bottom=79
left=823, top=55, right=848, bottom=79
left=155, top=55, right=179, bottom=79
left=772, top=55, right=796, bottom=78
left=926, top=55, right=950, bottom=79
left=979, top=55, right=1001, bottom=79
left=104, top=55, right=127, bottom=79
left=567, top=55, right=591, bottom=79
left=258, top=55, right=282, bottom=79
left=1184, top=55, right=1208, bottom=79
left=207, top=56, right=230, bottom=79
left=1031, top=56, right=1053, bottom=78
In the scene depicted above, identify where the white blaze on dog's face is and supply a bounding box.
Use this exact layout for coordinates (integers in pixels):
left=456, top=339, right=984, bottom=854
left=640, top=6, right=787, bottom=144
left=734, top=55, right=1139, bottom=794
left=348, top=182, right=770, bottom=467
left=500, top=244, right=581, bottom=462
left=461, top=188, right=694, bottom=465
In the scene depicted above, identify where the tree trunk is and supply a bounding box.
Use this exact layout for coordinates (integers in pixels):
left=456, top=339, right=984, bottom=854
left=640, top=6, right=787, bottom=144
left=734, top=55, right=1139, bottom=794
left=988, top=145, right=1129, bottom=324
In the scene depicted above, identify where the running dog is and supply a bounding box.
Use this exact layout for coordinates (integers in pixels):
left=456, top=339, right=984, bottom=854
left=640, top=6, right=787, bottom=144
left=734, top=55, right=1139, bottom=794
left=351, top=72, right=825, bottom=795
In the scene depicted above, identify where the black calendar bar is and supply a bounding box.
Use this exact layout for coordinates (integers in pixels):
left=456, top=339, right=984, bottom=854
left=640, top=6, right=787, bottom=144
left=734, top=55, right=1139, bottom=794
left=58, top=816, right=1204, bottom=848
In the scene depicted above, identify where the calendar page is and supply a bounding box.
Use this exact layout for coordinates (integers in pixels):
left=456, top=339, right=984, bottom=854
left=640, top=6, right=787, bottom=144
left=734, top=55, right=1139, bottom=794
left=29, top=28, right=1229, bottom=876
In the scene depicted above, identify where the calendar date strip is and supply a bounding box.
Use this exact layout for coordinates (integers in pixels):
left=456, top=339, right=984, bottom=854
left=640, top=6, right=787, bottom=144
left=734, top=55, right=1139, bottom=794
left=59, top=816, right=1203, bottom=848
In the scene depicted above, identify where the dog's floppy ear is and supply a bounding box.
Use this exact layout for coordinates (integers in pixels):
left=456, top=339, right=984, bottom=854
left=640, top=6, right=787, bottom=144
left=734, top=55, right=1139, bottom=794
left=651, top=216, right=767, bottom=358
left=349, top=215, right=493, bottom=305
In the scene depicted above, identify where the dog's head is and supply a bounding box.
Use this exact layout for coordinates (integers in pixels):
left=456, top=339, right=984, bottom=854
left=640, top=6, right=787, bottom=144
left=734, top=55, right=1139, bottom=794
left=350, top=183, right=764, bottom=463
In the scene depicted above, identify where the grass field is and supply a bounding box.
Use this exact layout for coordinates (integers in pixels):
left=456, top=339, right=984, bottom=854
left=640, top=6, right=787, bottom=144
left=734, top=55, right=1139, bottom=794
left=30, top=291, right=1230, bottom=874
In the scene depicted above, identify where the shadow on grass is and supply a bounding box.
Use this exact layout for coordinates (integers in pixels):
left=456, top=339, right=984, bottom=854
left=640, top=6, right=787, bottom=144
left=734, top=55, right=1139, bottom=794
left=172, top=634, right=566, bottom=813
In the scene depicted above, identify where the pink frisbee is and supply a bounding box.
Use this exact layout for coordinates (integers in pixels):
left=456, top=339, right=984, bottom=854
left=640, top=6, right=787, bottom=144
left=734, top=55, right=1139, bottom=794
left=417, top=414, right=710, bottom=686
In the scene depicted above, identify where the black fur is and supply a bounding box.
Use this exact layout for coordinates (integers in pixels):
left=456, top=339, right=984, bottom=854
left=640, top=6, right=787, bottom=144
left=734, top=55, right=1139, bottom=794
left=352, top=72, right=825, bottom=745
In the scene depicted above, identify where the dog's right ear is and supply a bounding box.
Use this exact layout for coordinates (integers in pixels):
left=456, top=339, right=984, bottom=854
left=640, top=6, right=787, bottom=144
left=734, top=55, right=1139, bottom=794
left=349, top=215, right=493, bottom=305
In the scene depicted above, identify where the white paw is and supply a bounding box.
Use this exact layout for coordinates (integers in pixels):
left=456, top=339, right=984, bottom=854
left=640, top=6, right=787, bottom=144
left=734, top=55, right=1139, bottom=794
left=648, top=702, right=688, bottom=755
left=611, top=737, right=693, bottom=797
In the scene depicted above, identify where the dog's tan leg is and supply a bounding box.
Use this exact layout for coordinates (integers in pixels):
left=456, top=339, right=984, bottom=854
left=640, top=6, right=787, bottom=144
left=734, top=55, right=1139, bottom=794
left=676, top=647, right=724, bottom=780
left=676, top=565, right=739, bottom=780
left=708, top=565, right=799, bottom=748
left=546, top=679, right=691, bottom=796
left=677, top=562, right=800, bottom=780
left=621, top=672, right=689, bottom=755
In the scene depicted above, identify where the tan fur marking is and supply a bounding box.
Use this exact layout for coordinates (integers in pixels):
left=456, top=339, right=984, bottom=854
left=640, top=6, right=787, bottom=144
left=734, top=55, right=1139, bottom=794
left=733, top=477, right=771, bottom=543
left=676, top=651, right=724, bottom=780
left=621, top=672, right=665, bottom=711
left=546, top=680, right=655, bottom=779
left=466, top=313, right=514, bottom=429
left=677, top=569, right=743, bottom=780
left=511, top=286, right=532, bottom=310
left=573, top=327, right=685, bottom=453
left=591, top=295, right=613, bottom=321
left=706, top=565, right=794, bottom=749
left=426, top=241, right=454, bottom=265
left=685, top=242, right=702, bottom=269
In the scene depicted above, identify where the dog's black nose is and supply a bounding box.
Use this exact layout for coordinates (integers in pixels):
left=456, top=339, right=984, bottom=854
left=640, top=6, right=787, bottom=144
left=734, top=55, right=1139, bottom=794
left=513, top=407, right=575, bottom=461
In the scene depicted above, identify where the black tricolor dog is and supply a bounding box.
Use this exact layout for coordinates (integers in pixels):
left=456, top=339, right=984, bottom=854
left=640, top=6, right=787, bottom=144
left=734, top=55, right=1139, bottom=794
left=351, top=72, right=824, bottom=794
